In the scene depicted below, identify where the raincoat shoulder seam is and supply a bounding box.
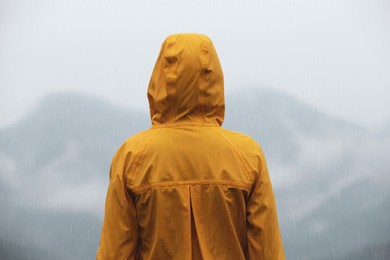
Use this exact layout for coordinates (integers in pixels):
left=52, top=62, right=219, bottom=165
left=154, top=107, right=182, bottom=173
left=127, top=129, right=161, bottom=187
left=210, top=127, right=253, bottom=183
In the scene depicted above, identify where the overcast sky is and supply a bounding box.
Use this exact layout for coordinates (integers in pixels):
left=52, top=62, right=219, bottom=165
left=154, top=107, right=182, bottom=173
left=1, top=0, right=389, bottom=128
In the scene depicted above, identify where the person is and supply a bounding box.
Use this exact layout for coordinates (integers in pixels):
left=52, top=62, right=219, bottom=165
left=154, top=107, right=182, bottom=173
left=96, top=33, right=285, bottom=260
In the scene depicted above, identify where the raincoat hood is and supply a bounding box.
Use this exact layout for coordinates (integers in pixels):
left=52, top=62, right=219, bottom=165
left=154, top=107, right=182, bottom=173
left=147, top=33, right=225, bottom=126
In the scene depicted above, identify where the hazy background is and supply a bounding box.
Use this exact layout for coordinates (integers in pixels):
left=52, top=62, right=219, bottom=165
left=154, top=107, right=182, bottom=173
left=1, top=0, right=390, bottom=128
left=1, top=0, right=390, bottom=259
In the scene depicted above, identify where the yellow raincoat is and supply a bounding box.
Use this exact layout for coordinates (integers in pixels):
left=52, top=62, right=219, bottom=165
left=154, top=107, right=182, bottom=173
left=97, top=34, right=285, bottom=259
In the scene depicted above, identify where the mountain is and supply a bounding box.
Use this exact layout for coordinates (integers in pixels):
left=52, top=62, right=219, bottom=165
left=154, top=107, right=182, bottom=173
left=0, top=238, right=56, bottom=260
left=225, top=88, right=390, bottom=259
left=0, top=93, right=149, bottom=259
left=0, top=89, right=389, bottom=259
left=341, top=240, right=390, bottom=260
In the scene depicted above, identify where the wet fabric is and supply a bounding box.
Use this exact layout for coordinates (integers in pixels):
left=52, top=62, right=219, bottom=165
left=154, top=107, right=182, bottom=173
left=97, top=33, right=285, bottom=260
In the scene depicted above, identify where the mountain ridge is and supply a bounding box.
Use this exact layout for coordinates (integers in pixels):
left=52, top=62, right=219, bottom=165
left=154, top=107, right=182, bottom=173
left=1, top=88, right=388, bottom=260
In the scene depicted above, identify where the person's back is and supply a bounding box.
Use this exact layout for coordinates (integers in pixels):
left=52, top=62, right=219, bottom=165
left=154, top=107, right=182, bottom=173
left=97, top=33, right=285, bottom=260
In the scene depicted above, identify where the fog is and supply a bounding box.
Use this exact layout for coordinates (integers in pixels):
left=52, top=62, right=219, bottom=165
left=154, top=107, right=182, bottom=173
left=1, top=0, right=390, bottom=259
left=1, top=0, right=390, bottom=128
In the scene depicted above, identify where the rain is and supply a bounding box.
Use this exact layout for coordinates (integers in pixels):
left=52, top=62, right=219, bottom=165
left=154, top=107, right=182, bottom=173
left=1, top=0, right=390, bottom=259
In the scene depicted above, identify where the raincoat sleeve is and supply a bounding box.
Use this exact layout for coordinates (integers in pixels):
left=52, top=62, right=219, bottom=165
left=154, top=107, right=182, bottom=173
left=96, top=152, right=139, bottom=260
left=246, top=151, right=285, bottom=260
